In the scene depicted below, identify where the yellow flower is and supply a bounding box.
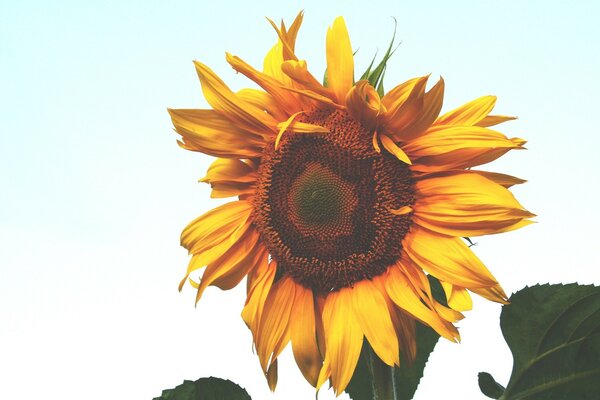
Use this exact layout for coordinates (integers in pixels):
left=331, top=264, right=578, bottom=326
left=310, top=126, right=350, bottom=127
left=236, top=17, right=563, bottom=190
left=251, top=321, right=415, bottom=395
left=169, top=12, right=534, bottom=395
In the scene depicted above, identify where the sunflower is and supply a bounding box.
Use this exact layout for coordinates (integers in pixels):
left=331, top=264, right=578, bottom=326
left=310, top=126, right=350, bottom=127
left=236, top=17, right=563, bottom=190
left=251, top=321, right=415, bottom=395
left=168, top=12, right=534, bottom=395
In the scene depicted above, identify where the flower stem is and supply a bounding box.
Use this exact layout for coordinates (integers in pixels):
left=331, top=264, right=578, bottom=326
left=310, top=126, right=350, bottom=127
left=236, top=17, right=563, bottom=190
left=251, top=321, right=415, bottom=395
left=367, top=344, right=396, bottom=400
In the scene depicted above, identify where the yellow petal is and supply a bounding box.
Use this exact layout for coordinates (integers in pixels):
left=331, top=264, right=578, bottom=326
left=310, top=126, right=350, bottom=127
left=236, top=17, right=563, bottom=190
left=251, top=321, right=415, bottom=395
left=192, top=229, right=260, bottom=303
left=226, top=53, right=301, bottom=114
left=346, top=80, right=383, bottom=128
left=471, top=284, right=509, bottom=304
left=237, top=88, right=289, bottom=121
left=290, top=284, right=322, bottom=386
left=280, top=85, right=344, bottom=110
left=275, top=111, right=303, bottom=149
left=196, top=231, right=262, bottom=295
left=178, top=254, right=206, bottom=291
left=263, top=42, right=287, bottom=82
left=440, top=281, right=473, bottom=312
left=371, top=274, right=417, bottom=364
left=201, top=158, right=257, bottom=184
left=266, top=17, right=299, bottom=62
left=385, top=266, right=459, bottom=342
left=392, top=309, right=417, bottom=364
left=316, top=353, right=331, bottom=390
left=282, top=11, right=304, bottom=55
left=180, top=200, right=252, bottom=255
left=476, top=115, right=517, bottom=127
left=256, top=276, right=295, bottom=372
left=314, top=294, right=327, bottom=358
left=275, top=112, right=329, bottom=149
left=321, top=288, right=363, bottom=395
left=404, top=125, right=526, bottom=172
left=276, top=114, right=329, bottom=136
left=414, top=171, right=535, bottom=236
left=380, top=134, right=412, bottom=165
left=242, top=257, right=276, bottom=339
left=381, top=76, right=422, bottom=110
left=194, top=61, right=277, bottom=136
left=352, top=279, right=399, bottom=366
left=200, top=158, right=257, bottom=199
left=372, top=130, right=381, bottom=153
left=403, top=225, right=499, bottom=289
left=326, top=17, right=354, bottom=104
left=390, top=205, right=413, bottom=216
left=263, top=11, right=304, bottom=81
left=266, top=358, right=278, bottom=392
left=395, top=77, right=445, bottom=141
left=396, top=257, right=464, bottom=323
left=436, top=95, right=497, bottom=126
left=466, top=170, right=527, bottom=188
left=281, top=59, right=335, bottom=100
left=168, top=108, right=264, bottom=158
left=383, top=76, right=429, bottom=136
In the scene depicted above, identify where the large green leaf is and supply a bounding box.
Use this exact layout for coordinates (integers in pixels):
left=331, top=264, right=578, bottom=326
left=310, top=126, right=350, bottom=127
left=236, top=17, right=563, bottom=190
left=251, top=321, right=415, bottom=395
left=153, top=377, right=251, bottom=400
left=345, top=276, right=444, bottom=400
left=479, top=283, right=600, bottom=400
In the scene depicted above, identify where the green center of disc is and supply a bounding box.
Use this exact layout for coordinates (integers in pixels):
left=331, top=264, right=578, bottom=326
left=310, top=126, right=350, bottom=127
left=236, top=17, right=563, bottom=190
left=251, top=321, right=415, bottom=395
left=287, top=162, right=357, bottom=238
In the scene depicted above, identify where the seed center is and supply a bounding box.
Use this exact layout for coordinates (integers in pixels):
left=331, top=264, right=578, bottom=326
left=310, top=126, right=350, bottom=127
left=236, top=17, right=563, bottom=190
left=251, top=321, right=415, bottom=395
left=252, top=109, right=415, bottom=292
left=288, top=162, right=357, bottom=240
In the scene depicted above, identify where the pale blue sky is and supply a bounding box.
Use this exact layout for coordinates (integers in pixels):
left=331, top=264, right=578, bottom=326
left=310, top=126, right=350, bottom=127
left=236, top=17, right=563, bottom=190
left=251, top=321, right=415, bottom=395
left=1, top=1, right=599, bottom=399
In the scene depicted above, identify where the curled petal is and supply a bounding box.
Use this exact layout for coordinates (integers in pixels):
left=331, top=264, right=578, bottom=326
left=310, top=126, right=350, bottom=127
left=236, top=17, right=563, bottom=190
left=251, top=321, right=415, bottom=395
left=346, top=80, right=383, bottom=127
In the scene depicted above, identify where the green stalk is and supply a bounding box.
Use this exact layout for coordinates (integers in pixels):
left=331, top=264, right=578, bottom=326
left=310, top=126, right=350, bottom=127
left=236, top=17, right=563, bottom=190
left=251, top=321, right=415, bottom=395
left=367, top=344, right=396, bottom=400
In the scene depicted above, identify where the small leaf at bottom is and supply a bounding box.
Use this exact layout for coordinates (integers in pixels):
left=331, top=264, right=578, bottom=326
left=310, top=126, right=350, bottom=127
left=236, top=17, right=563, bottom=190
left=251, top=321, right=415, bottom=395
left=153, top=377, right=251, bottom=400
left=478, top=372, right=505, bottom=399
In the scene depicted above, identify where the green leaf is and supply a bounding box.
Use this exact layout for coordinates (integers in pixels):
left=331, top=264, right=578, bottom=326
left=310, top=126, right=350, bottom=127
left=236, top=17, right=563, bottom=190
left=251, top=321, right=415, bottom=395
left=478, top=283, right=600, bottom=400
left=153, top=377, right=252, bottom=400
left=478, top=372, right=505, bottom=399
left=346, top=276, right=444, bottom=400
left=361, top=18, right=399, bottom=94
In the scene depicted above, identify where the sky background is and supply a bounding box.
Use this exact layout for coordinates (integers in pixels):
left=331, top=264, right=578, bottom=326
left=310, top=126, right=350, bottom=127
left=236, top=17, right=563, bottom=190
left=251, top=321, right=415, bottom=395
left=1, top=0, right=599, bottom=399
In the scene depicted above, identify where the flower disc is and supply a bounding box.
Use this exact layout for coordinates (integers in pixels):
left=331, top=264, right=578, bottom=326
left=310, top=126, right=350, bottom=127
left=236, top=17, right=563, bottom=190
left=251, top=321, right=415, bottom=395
left=253, top=110, right=415, bottom=292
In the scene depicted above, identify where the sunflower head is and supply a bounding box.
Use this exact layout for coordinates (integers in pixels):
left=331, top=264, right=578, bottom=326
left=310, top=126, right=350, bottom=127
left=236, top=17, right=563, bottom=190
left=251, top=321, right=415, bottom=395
left=169, top=11, right=534, bottom=395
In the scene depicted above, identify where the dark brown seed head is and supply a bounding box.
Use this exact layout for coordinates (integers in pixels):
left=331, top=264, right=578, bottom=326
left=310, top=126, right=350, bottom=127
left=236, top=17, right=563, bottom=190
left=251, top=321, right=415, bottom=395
left=252, top=109, right=415, bottom=292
